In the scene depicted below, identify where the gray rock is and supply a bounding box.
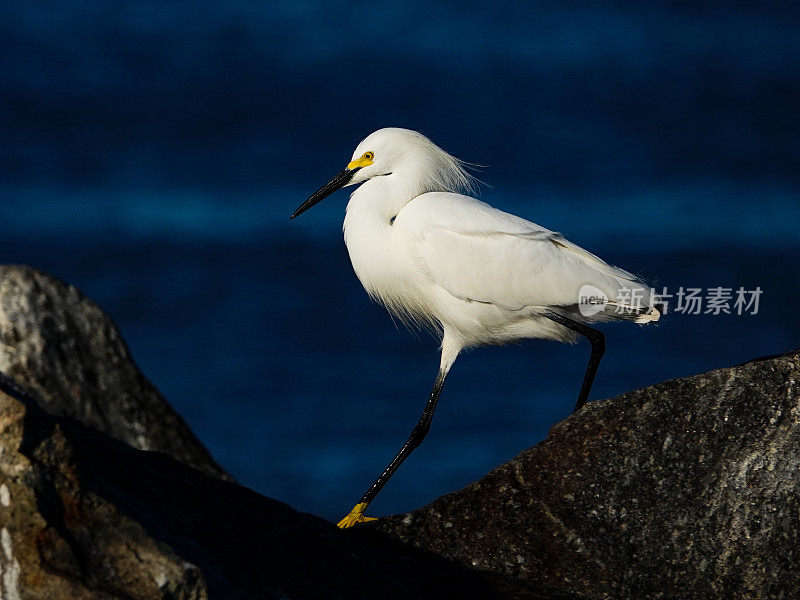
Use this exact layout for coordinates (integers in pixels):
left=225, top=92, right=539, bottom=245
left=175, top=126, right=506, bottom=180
left=0, top=265, right=576, bottom=599
left=373, top=349, right=800, bottom=599
left=0, top=265, right=229, bottom=480
left=3, top=263, right=795, bottom=598
left=0, top=376, right=575, bottom=600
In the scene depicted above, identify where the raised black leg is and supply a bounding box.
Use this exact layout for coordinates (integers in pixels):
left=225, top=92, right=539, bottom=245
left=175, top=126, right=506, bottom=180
left=337, top=369, right=447, bottom=528
left=544, top=310, right=605, bottom=413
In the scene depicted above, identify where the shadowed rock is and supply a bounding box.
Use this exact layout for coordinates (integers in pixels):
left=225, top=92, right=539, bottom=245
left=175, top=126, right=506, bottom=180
left=0, top=265, right=229, bottom=480
left=0, top=375, right=575, bottom=600
left=1, top=264, right=795, bottom=598
left=373, top=349, right=800, bottom=599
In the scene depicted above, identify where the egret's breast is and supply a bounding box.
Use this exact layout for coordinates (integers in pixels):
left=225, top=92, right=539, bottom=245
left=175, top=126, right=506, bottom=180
left=343, top=193, right=431, bottom=327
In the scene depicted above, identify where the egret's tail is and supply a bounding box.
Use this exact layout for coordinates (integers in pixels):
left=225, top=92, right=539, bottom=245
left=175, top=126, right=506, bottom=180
left=605, top=298, right=663, bottom=323
left=547, top=236, right=662, bottom=325
left=637, top=302, right=663, bottom=323
left=553, top=264, right=662, bottom=326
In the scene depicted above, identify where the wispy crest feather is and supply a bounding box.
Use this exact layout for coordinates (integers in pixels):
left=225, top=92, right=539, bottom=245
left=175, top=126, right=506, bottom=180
left=403, top=130, right=479, bottom=196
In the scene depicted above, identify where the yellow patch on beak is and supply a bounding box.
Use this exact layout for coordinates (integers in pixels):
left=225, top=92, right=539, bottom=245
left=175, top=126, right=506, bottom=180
left=347, top=153, right=374, bottom=170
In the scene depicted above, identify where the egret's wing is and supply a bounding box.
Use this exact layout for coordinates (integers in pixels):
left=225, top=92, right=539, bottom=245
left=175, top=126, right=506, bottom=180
left=418, top=227, right=625, bottom=310
left=404, top=193, right=653, bottom=314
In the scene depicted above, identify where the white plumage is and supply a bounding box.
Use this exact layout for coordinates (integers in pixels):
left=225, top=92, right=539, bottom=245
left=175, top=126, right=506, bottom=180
left=291, top=127, right=661, bottom=528
left=340, top=128, right=659, bottom=371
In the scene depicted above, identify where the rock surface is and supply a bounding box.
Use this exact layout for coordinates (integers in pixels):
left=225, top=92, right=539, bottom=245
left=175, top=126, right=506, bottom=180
left=374, top=350, right=800, bottom=599
left=1, top=264, right=797, bottom=599
left=0, top=265, right=229, bottom=480
left=0, top=374, right=570, bottom=600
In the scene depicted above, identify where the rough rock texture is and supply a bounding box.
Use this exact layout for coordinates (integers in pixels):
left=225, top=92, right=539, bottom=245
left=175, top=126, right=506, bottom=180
left=374, top=350, right=800, bottom=599
left=0, top=374, right=574, bottom=600
left=0, top=265, right=229, bottom=480
left=2, top=264, right=796, bottom=599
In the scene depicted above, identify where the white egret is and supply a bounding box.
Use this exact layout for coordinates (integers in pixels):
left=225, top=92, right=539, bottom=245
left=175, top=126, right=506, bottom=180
left=291, top=128, right=661, bottom=528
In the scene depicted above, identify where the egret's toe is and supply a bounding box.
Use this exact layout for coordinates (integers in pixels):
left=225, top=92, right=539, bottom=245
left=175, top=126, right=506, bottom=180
left=336, top=502, right=377, bottom=529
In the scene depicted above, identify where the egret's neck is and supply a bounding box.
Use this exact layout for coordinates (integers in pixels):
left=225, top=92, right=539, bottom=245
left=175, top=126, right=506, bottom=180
left=343, top=173, right=419, bottom=285
left=346, top=172, right=422, bottom=224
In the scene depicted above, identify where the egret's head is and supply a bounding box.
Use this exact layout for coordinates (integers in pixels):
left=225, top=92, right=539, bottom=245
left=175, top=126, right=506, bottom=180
left=291, top=128, right=475, bottom=219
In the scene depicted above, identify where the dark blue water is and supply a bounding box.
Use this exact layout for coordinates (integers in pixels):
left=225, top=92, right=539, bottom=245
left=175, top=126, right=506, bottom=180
left=1, top=3, right=798, bottom=521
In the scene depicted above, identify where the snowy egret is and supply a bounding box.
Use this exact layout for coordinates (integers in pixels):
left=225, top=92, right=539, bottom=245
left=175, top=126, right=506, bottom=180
left=291, top=128, right=661, bottom=528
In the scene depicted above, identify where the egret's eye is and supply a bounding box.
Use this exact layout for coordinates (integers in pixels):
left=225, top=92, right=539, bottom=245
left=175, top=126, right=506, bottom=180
left=364, top=152, right=374, bottom=161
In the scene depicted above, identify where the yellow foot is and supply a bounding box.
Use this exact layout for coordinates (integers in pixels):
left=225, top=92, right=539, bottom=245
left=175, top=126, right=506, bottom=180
left=337, top=502, right=378, bottom=529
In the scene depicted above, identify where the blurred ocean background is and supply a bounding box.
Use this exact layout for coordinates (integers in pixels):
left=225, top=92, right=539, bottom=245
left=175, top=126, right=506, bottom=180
left=1, top=2, right=798, bottom=521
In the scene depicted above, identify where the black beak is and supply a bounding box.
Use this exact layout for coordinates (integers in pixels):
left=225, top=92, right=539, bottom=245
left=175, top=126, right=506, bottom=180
left=291, top=167, right=360, bottom=220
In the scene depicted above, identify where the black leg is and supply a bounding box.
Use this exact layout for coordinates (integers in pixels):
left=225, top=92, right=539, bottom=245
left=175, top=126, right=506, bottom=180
left=337, top=369, right=447, bottom=528
left=361, top=369, right=446, bottom=503
left=544, top=310, right=605, bottom=413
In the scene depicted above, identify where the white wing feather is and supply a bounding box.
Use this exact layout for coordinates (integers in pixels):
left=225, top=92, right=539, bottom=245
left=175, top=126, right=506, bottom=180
left=401, top=192, right=656, bottom=316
